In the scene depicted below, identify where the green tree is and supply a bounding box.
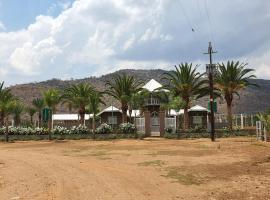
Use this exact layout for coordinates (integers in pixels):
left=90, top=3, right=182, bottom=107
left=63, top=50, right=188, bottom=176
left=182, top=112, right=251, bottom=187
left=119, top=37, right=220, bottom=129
left=32, top=98, right=45, bottom=127
left=26, top=107, right=36, bottom=126
left=63, top=83, right=94, bottom=125
left=0, top=82, right=15, bottom=142
left=162, top=63, right=207, bottom=130
left=106, top=74, right=143, bottom=123
left=88, top=90, right=105, bottom=135
left=10, top=101, right=24, bottom=127
left=43, top=88, right=61, bottom=139
left=215, top=61, right=257, bottom=130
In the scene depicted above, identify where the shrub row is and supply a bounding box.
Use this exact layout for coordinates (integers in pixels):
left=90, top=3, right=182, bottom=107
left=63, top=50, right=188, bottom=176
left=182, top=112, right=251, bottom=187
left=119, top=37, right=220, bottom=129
left=0, top=123, right=137, bottom=136
left=164, top=128, right=256, bottom=139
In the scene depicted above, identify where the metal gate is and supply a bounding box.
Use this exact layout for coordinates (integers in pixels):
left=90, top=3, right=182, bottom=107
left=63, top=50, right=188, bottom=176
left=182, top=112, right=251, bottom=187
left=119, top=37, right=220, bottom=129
left=135, top=118, right=145, bottom=133
left=151, top=116, right=160, bottom=136
left=165, top=117, right=176, bottom=132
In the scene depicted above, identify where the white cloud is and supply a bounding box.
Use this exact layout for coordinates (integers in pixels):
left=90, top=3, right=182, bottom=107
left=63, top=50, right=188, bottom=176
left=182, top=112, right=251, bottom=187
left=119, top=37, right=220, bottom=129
left=0, top=0, right=269, bottom=85
left=0, top=21, right=5, bottom=31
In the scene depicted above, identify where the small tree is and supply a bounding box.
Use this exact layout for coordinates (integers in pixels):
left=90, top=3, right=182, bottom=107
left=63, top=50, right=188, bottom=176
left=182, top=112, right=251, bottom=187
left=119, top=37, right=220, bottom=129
left=106, top=74, right=143, bottom=123
left=88, top=90, right=105, bottom=136
left=27, top=107, right=36, bottom=126
left=43, top=89, right=61, bottom=140
left=10, top=101, right=24, bottom=127
left=62, top=83, right=94, bottom=125
left=32, top=98, right=45, bottom=127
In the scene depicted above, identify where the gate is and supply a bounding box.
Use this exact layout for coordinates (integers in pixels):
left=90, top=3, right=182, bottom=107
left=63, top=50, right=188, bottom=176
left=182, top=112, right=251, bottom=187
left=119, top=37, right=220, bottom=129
left=135, top=118, right=145, bottom=133
left=151, top=115, right=160, bottom=136
left=165, top=117, right=176, bottom=132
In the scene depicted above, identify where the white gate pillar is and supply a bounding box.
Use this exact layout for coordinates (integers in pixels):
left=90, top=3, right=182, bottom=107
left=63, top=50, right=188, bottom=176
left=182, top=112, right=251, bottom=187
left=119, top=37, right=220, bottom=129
left=241, top=114, right=244, bottom=129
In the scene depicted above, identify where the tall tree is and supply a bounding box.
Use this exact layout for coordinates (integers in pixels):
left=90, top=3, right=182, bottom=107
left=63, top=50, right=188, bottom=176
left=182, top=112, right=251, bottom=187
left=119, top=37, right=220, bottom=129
left=43, top=88, right=61, bottom=138
left=63, top=83, right=94, bottom=125
left=106, top=74, right=143, bottom=123
left=215, top=61, right=257, bottom=130
left=88, top=90, right=105, bottom=134
left=162, top=63, right=207, bottom=130
left=32, top=98, right=45, bottom=127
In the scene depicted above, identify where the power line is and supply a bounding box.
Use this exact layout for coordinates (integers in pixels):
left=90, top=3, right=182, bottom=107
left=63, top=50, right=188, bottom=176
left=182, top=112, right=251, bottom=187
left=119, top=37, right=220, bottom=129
left=204, top=0, right=215, bottom=42
left=177, top=0, right=196, bottom=34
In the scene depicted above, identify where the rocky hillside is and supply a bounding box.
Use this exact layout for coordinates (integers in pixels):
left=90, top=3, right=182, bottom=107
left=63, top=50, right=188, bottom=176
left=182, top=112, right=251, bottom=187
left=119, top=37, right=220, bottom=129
left=8, top=69, right=270, bottom=115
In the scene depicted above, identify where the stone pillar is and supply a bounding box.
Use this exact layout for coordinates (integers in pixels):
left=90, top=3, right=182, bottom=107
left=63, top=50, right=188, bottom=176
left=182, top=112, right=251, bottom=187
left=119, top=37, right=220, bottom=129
left=159, top=111, right=165, bottom=136
left=144, top=111, right=151, bottom=137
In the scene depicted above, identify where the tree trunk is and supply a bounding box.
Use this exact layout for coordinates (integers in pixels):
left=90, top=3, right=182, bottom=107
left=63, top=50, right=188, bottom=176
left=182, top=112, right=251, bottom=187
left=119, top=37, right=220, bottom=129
left=92, top=114, right=96, bottom=139
left=38, top=111, right=42, bottom=128
left=183, top=107, right=189, bottom=131
left=128, top=109, right=132, bottom=123
left=30, top=115, right=33, bottom=126
left=48, top=110, right=52, bottom=140
left=227, top=102, right=233, bottom=130
left=0, top=112, right=5, bottom=126
left=5, top=116, right=9, bottom=142
left=79, top=107, right=85, bottom=125
left=121, top=103, right=128, bottom=123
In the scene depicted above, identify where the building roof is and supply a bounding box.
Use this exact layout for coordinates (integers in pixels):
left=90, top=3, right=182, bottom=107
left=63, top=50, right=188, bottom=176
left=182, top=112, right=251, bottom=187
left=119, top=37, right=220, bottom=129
left=97, top=106, right=121, bottom=116
left=52, top=114, right=93, bottom=121
left=126, top=110, right=140, bottom=117
left=189, top=105, right=208, bottom=112
left=142, top=79, right=167, bottom=92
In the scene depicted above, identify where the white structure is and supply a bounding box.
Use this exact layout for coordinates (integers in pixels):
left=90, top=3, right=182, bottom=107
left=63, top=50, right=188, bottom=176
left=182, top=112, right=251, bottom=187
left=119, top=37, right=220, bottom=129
left=97, top=106, right=121, bottom=116
left=142, top=79, right=168, bottom=92
left=52, top=114, right=93, bottom=127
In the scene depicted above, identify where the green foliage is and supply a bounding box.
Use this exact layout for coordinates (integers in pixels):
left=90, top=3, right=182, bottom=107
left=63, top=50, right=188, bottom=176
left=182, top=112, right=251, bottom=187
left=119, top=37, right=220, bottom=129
left=119, top=122, right=136, bottom=134
left=215, top=61, right=257, bottom=129
left=165, top=127, right=173, bottom=134
left=162, top=63, right=208, bottom=129
left=96, top=123, right=112, bottom=134
left=106, top=74, right=143, bottom=122
left=43, top=88, right=61, bottom=111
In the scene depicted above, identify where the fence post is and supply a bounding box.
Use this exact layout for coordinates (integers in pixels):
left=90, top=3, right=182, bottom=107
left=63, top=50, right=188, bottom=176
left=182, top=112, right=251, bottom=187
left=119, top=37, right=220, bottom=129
left=241, top=114, right=244, bottom=129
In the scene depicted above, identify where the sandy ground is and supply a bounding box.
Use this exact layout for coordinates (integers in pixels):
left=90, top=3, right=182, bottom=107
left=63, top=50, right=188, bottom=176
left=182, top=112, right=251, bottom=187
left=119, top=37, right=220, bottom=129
left=0, top=137, right=270, bottom=200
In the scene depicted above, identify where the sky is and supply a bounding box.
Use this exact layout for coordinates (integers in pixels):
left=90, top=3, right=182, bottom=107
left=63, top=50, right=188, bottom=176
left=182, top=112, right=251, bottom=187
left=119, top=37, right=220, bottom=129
left=0, top=0, right=269, bottom=86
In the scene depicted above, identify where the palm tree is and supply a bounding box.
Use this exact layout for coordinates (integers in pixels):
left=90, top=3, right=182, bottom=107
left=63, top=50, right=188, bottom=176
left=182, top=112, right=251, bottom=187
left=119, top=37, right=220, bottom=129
left=32, top=98, right=45, bottom=127
left=0, top=83, right=15, bottom=142
left=106, top=74, right=143, bottom=123
left=63, top=83, right=94, bottom=125
left=88, top=90, right=105, bottom=135
left=215, top=61, right=257, bottom=130
left=162, top=63, right=207, bottom=130
left=0, top=82, right=13, bottom=126
left=10, top=101, right=24, bottom=127
left=43, top=88, right=61, bottom=139
left=27, top=107, right=36, bottom=126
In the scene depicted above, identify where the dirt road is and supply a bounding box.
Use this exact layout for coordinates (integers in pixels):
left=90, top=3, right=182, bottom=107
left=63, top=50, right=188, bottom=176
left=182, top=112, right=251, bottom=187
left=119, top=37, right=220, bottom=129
left=0, top=138, right=270, bottom=200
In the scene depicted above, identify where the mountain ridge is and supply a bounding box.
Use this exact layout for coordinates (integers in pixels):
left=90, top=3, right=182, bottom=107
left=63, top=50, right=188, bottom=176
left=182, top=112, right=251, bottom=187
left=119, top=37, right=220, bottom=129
left=8, top=69, right=270, bottom=115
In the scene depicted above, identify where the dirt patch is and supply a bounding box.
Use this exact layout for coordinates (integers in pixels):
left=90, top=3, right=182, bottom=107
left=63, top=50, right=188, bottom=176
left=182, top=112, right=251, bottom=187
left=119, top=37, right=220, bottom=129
left=0, top=137, right=269, bottom=200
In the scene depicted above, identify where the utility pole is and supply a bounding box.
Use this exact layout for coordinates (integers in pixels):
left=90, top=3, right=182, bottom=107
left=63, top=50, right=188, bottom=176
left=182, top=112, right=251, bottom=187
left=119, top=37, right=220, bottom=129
left=204, top=42, right=217, bottom=142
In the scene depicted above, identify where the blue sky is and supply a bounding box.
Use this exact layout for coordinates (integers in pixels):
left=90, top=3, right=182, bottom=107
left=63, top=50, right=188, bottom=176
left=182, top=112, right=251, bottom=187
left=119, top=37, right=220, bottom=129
left=0, top=0, right=74, bottom=30
left=0, top=0, right=269, bottom=86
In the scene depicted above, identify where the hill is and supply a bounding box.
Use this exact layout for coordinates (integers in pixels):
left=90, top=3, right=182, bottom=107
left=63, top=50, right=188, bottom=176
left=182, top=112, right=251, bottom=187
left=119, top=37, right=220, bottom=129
left=8, top=69, right=270, bottom=114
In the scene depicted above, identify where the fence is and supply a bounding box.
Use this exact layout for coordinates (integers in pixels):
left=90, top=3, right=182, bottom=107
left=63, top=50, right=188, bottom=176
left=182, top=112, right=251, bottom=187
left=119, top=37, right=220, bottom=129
left=135, top=118, right=145, bottom=133
left=165, top=117, right=176, bottom=132
left=215, top=114, right=257, bottom=129
left=256, top=121, right=268, bottom=141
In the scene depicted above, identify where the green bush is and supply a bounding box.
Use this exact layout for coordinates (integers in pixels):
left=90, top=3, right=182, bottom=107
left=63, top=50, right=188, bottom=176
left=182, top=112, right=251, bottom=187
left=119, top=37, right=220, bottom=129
left=96, top=123, right=112, bottom=134
left=119, top=123, right=136, bottom=134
